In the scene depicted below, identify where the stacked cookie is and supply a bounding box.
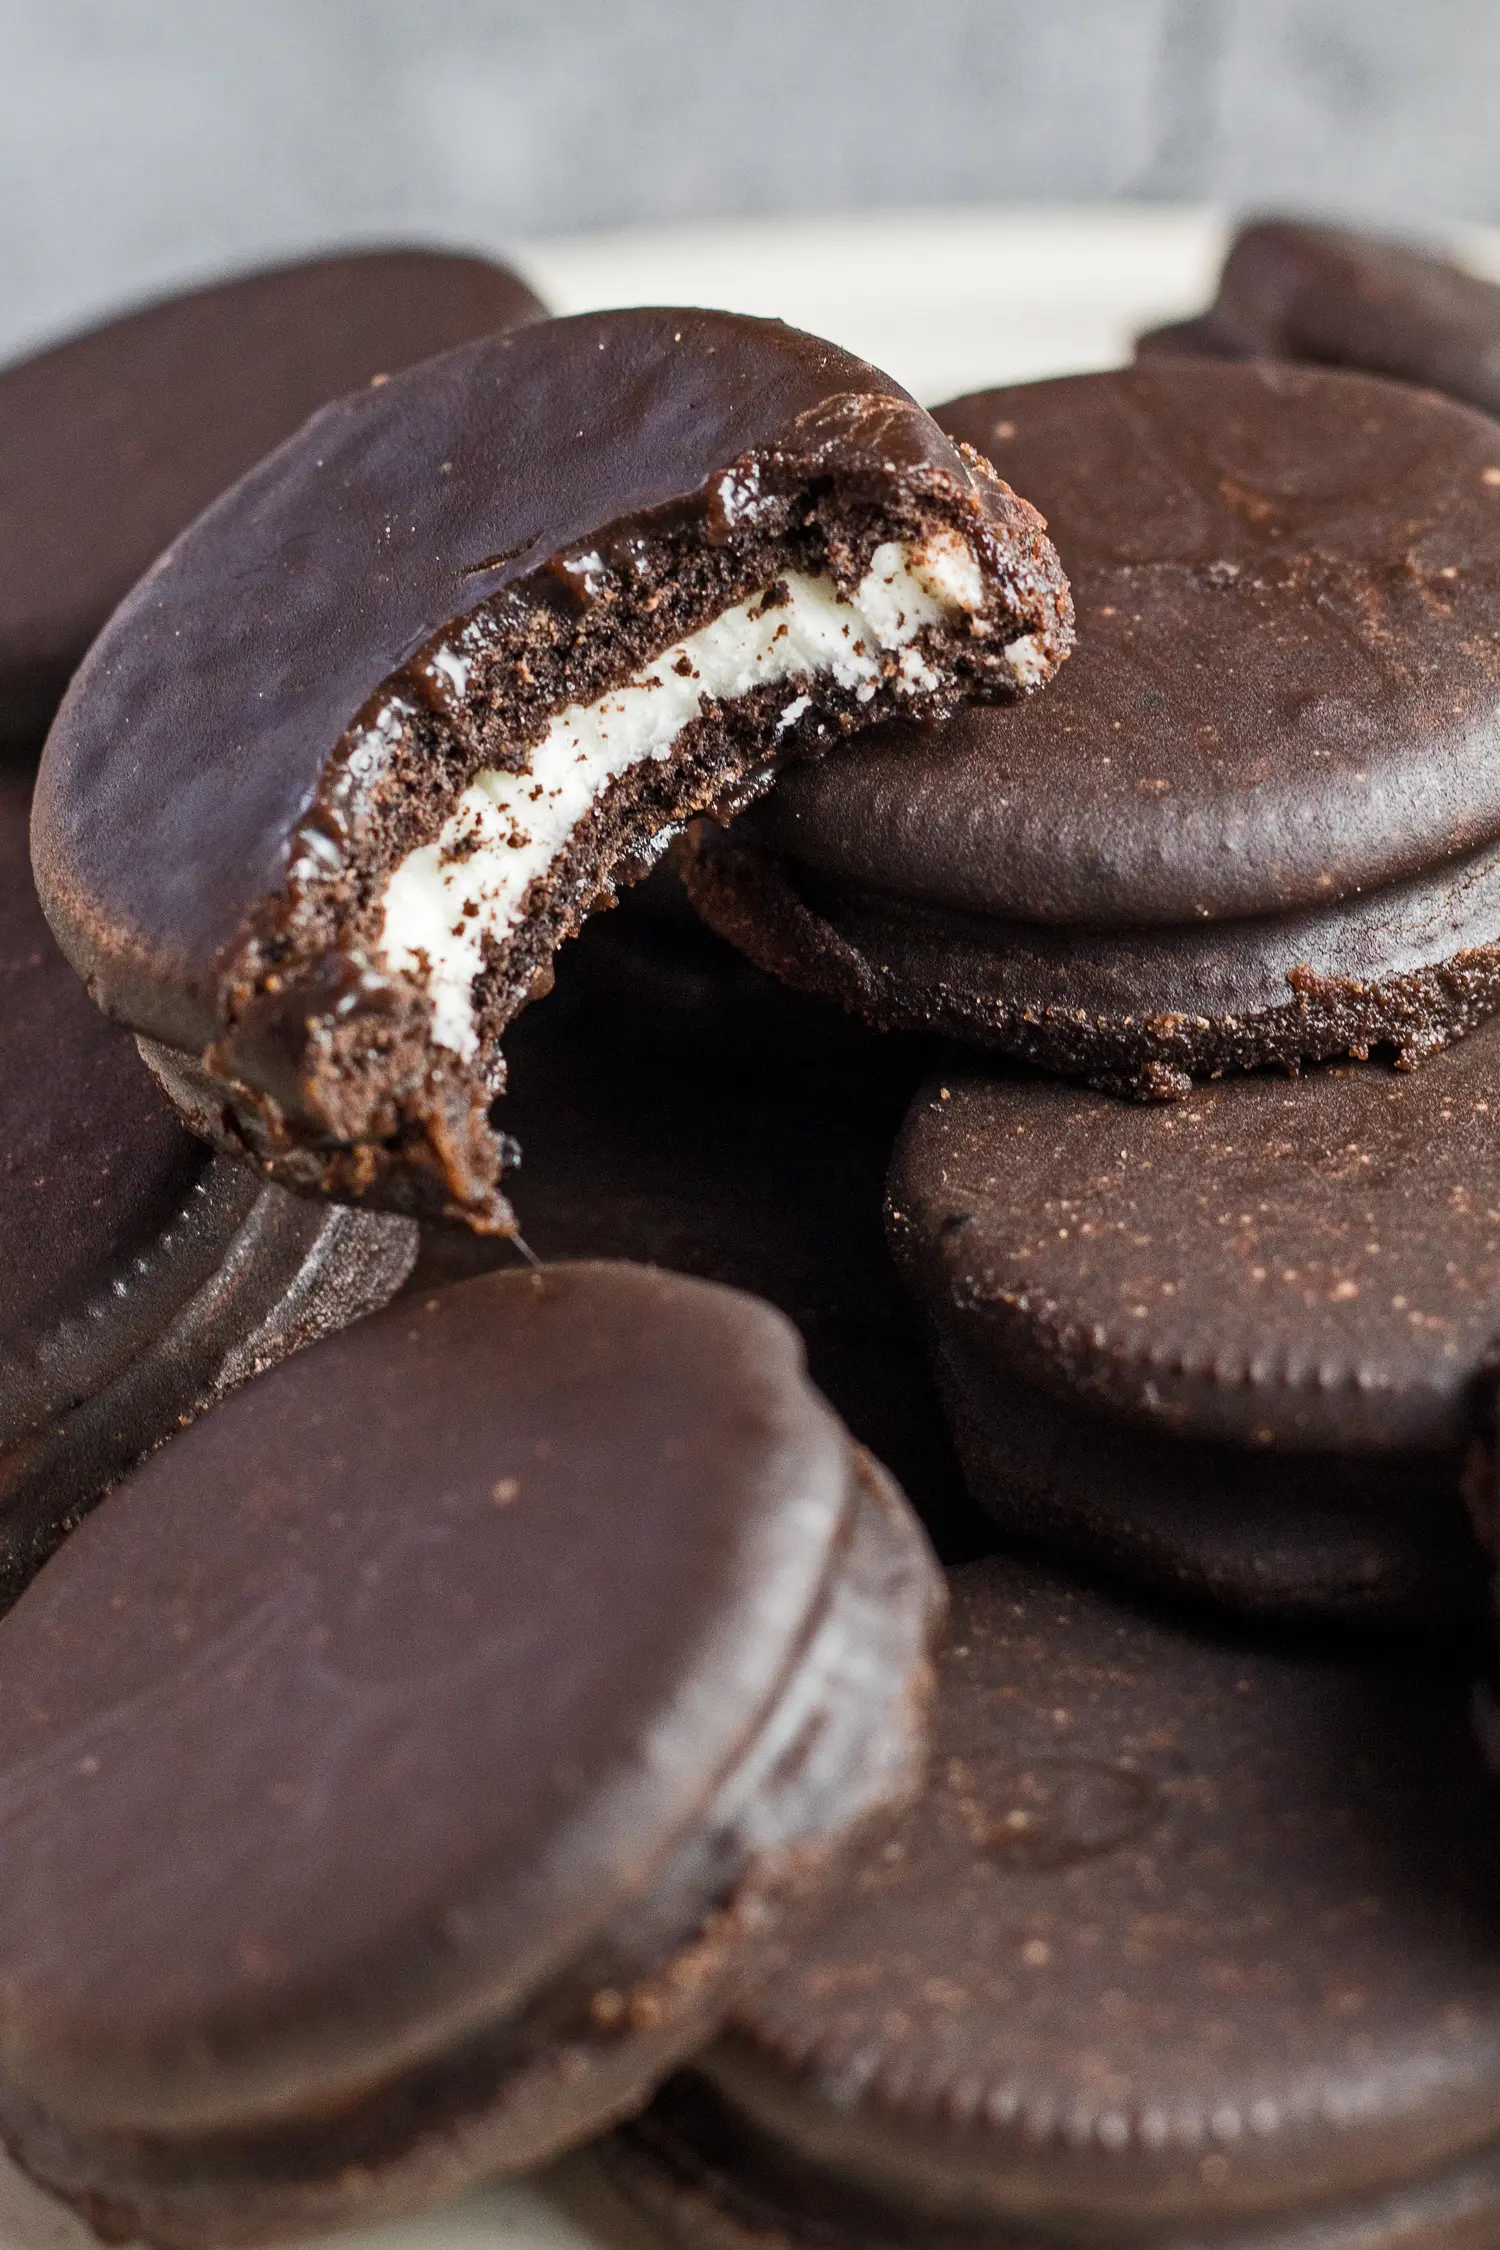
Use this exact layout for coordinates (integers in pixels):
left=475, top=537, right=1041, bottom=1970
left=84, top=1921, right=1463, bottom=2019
left=6, top=219, right=1500, bottom=2250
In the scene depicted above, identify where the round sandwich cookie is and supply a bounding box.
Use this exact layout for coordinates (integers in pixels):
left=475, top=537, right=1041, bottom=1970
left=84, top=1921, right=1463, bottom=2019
left=0, top=246, right=545, bottom=757
left=883, top=1038, right=1500, bottom=1624
left=407, top=948, right=982, bottom=1559
left=32, top=307, right=1072, bottom=1233
left=0, top=769, right=414, bottom=1605
left=0, top=1261, right=942, bottom=2249
left=610, top=1555, right=1500, bottom=2250
left=1138, top=216, right=1500, bottom=419
left=683, top=359, right=1500, bottom=1101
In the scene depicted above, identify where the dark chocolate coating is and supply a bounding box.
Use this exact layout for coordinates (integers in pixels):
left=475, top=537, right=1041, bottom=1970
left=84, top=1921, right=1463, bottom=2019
left=885, top=1041, right=1500, bottom=1621
left=612, top=1556, right=1500, bottom=2250
left=0, top=1263, right=940, bottom=2245
left=743, top=363, right=1500, bottom=929
left=33, top=307, right=1058, bottom=1061
left=1135, top=307, right=1252, bottom=363
left=931, top=1329, right=1484, bottom=1626
left=1137, top=218, right=1500, bottom=419
left=0, top=248, right=544, bottom=755
left=683, top=810, right=1500, bottom=1100
left=0, top=772, right=415, bottom=1598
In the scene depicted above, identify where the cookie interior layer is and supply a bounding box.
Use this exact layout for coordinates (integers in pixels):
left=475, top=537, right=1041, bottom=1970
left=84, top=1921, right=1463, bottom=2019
left=35, top=309, right=1070, bottom=1232
left=0, top=773, right=415, bottom=1603
left=612, top=1555, right=1500, bottom=2250
left=379, top=532, right=1028, bottom=1059
left=0, top=247, right=545, bottom=753
left=1136, top=218, right=1500, bottom=418
left=0, top=1264, right=941, bottom=2247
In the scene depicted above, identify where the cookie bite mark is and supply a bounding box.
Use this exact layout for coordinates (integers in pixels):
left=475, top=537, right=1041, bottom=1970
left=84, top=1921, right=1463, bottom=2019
left=379, top=533, right=1028, bottom=1063
left=36, top=312, right=1070, bottom=1234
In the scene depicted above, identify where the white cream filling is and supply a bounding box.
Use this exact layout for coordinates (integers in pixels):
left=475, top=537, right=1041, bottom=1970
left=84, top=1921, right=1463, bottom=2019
left=379, top=533, right=1016, bottom=1056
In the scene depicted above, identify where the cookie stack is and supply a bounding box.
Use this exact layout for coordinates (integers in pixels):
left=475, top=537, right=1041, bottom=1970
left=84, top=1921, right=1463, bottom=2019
left=4, top=220, right=1500, bottom=2250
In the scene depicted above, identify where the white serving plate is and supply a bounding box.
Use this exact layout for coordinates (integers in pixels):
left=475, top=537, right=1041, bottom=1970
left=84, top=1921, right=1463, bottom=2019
left=14, top=199, right=1500, bottom=2250
left=522, top=203, right=1229, bottom=405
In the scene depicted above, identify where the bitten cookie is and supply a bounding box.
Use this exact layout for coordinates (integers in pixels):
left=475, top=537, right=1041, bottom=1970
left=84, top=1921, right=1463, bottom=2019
left=0, top=770, right=414, bottom=1600
left=683, top=360, right=1500, bottom=1098
left=884, top=1042, right=1500, bottom=1622
left=0, top=1263, right=941, bottom=2248
left=33, top=308, right=1071, bottom=1232
left=0, top=247, right=544, bottom=752
left=612, top=1554, right=1500, bottom=2250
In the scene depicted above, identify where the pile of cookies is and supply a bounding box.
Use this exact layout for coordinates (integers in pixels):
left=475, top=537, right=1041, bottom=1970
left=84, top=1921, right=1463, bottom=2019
left=5, top=217, right=1500, bottom=2250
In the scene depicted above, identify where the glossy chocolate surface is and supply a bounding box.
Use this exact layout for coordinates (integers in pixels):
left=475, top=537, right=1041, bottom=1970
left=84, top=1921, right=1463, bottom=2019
left=0, top=1264, right=928, bottom=2145
left=33, top=308, right=1055, bottom=1058
left=1, top=774, right=216, bottom=1356
left=0, top=248, right=544, bottom=752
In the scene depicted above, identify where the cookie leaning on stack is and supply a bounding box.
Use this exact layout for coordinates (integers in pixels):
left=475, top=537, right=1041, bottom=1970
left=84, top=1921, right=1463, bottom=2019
left=32, top=307, right=1071, bottom=1233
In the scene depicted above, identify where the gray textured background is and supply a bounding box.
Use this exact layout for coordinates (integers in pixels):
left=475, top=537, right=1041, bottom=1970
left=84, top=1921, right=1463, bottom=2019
left=2, top=0, right=1495, bottom=362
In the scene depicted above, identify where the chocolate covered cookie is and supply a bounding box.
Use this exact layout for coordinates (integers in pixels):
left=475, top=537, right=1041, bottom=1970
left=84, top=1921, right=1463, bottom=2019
left=0, top=247, right=544, bottom=754
left=612, top=1555, right=1500, bottom=2250
left=684, top=360, right=1500, bottom=1099
left=33, top=309, right=1071, bottom=1231
left=1, top=770, right=414, bottom=1601
left=1138, top=217, right=1500, bottom=417
left=885, top=1042, right=1500, bottom=1622
left=0, top=1262, right=941, bottom=2247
